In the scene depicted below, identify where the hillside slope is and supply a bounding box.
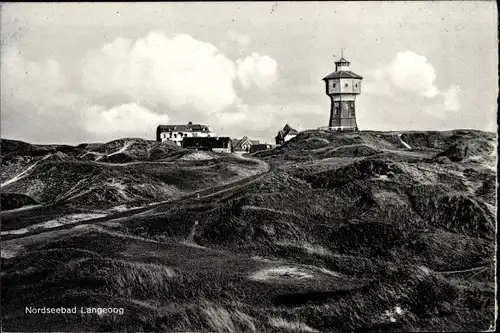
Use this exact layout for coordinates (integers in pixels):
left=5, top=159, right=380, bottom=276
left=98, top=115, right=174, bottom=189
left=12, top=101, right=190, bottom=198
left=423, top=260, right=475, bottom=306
left=1, top=138, right=265, bottom=210
left=1, top=130, right=497, bottom=332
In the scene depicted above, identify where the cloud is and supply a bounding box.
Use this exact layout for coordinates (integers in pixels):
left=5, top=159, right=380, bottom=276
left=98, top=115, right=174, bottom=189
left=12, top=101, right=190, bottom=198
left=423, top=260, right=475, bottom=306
left=228, top=30, right=251, bottom=46
left=236, top=52, right=278, bottom=89
left=0, top=46, right=78, bottom=113
left=2, top=31, right=281, bottom=143
left=82, top=103, right=168, bottom=140
left=419, top=85, right=461, bottom=119
left=211, top=102, right=280, bottom=141
left=363, top=51, right=461, bottom=115
left=82, top=32, right=238, bottom=113
left=81, top=32, right=280, bottom=141
left=386, top=51, right=439, bottom=97
left=220, top=30, right=251, bottom=55
left=0, top=46, right=86, bottom=143
left=364, top=51, right=440, bottom=97
left=210, top=101, right=326, bottom=142
left=440, top=85, right=461, bottom=112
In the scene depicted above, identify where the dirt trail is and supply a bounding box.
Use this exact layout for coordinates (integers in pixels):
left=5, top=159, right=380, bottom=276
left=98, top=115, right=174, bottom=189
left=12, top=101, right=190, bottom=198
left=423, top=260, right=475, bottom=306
left=1, top=154, right=51, bottom=188
left=438, top=265, right=490, bottom=275
left=96, top=141, right=134, bottom=161
left=79, top=140, right=135, bottom=161
left=398, top=134, right=412, bottom=149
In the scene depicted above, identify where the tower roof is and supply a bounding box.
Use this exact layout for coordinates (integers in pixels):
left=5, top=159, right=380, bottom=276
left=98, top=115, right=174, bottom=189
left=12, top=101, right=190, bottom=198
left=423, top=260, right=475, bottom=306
left=323, top=71, right=363, bottom=80
left=335, top=57, right=350, bottom=63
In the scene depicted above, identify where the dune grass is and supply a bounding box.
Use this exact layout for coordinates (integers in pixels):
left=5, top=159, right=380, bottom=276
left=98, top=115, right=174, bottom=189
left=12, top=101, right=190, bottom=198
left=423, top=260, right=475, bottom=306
left=1, top=130, right=496, bottom=331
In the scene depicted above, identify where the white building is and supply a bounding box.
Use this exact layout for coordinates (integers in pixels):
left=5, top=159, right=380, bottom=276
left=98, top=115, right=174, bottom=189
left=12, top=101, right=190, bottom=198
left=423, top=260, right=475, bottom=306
left=156, top=122, right=215, bottom=146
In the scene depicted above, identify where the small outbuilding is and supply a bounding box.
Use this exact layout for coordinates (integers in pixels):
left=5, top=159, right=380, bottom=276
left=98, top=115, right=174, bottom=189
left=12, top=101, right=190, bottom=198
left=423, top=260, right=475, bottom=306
left=275, top=124, right=299, bottom=145
left=232, top=136, right=260, bottom=153
left=182, top=136, right=232, bottom=153
left=249, top=144, right=269, bottom=153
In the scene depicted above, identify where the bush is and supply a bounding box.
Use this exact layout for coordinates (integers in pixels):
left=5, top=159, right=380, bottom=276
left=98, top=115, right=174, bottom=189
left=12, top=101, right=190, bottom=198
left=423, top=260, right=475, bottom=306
left=0, top=192, right=38, bottom=210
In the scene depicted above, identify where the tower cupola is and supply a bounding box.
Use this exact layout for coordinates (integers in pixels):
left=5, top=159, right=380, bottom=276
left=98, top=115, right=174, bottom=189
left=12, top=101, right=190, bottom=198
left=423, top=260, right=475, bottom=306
left=335, top=57, right=351, bottom=71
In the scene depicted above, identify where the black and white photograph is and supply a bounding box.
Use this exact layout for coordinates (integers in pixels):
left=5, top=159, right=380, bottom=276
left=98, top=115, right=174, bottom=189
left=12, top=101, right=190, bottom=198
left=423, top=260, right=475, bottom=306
left=0, top=2, right=497, bottom=332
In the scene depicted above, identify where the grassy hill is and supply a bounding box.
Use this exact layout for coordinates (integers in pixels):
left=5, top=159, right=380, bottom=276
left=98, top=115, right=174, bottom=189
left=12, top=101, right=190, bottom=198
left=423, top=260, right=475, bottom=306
left=1, top=138, right=264, bottom=210
left=1, top=130, right=497, bottom=332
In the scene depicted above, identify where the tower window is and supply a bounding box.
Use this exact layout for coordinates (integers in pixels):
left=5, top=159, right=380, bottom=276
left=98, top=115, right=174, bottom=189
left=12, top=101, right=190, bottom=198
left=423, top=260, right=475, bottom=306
left=349, top=102, right=355, bottom=116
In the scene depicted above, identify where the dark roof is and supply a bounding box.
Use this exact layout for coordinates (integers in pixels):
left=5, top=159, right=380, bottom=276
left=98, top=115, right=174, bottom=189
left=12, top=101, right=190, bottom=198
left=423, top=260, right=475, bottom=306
left=335, top=57, right=350, bottom=63
left=157, top=124, right=210, bottom=132
left=190, top=124, right=205, bottom=131
left=175, top=125, right=189, bottom=132
left=323, top=71, right=363, bottom=80
left=232, top=136, right=260, bottom=149
left=276, top=125, right=299, bottom=139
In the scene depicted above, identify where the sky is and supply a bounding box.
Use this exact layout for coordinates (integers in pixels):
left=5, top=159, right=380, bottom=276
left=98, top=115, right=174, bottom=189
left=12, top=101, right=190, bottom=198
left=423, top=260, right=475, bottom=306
left=1, top=2, right=497, bottom=144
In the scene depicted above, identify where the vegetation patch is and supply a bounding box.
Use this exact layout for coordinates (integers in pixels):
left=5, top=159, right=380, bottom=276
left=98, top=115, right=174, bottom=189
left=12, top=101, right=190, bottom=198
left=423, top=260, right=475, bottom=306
left=1, top=130, right=496, bottom=331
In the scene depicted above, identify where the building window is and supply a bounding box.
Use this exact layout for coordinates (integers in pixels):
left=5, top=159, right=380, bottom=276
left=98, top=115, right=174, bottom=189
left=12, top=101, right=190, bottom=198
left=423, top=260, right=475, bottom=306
left=345, top=83, right=348, bottom=88
left=333, top=83, right=336, bottom=88
left=335, top=107, right=340, bottom=115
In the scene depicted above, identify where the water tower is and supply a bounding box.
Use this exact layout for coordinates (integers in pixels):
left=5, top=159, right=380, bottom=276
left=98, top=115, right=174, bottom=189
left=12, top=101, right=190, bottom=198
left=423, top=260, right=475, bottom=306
left=322, top=50, right=363, bottom=130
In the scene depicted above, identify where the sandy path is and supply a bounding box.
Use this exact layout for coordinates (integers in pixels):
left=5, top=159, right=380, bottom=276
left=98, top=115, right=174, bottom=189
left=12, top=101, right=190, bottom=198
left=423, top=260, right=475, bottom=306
left=1, top=154, right=51, bottom=188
